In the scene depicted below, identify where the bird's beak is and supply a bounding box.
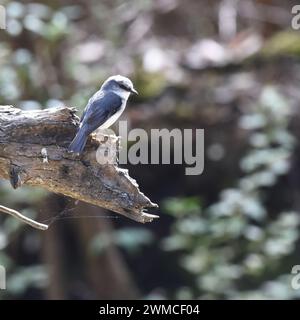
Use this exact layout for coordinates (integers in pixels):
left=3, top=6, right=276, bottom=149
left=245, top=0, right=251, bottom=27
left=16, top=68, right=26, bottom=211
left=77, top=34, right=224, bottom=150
left=131, top=88, right=139, bottom=95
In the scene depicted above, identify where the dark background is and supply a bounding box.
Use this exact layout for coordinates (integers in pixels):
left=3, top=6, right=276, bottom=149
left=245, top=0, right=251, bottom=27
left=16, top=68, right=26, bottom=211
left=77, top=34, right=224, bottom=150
left=1, top=0, right=300, bottom=299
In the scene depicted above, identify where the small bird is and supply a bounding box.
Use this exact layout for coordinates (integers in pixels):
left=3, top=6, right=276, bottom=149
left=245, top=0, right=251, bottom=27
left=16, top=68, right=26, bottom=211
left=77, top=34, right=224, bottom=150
left=68, top=75, right=138, bottom=154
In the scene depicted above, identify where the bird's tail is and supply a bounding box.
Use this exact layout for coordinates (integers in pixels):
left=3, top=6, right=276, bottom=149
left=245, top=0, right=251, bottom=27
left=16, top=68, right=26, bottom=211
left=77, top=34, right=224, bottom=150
left=68, top=129, right=88, bottom=154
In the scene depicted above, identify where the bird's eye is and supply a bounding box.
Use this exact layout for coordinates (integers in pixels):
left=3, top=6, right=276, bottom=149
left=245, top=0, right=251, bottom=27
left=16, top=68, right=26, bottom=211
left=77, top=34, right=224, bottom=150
left=119, top=83, right=130, bottom=91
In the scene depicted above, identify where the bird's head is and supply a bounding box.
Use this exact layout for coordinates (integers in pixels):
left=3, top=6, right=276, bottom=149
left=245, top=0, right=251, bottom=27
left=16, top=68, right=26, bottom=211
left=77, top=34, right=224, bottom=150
left=101, top=75, right=138, bottom=98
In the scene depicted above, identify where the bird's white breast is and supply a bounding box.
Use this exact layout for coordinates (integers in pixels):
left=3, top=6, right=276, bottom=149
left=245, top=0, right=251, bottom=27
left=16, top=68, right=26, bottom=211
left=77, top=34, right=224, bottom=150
left=112, top=88, right=130, bottom=100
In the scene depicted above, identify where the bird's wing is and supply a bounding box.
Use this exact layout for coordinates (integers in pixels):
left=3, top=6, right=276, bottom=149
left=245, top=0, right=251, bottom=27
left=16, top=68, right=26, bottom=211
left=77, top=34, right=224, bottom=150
left=80, top=91, right=104, bottom=123
left=80, top=91, right=122, bottom=134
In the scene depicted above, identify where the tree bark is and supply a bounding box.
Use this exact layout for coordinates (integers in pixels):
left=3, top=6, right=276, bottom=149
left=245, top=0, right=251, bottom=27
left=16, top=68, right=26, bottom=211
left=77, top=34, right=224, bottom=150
left=0, top=105, right=158, bottom=224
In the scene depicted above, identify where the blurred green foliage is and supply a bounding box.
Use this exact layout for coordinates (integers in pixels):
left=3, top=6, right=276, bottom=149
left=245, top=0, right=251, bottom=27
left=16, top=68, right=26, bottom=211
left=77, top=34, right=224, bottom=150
left=163, top=87, right=300, bottom=299
left=90, top=227, right=154, bottom=255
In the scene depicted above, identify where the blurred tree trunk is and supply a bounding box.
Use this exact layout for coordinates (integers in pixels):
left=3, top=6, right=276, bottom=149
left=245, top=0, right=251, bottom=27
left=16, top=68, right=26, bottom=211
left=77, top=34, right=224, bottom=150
left=39, top=196, right=138, bottom=299
left=75, top=202, right=139, bottom=299
left=40, top=195, right=66, bottom=299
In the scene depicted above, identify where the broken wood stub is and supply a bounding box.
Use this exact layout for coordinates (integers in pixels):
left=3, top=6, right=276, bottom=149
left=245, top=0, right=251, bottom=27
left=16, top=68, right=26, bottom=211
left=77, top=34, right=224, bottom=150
left=0, top=105, right=158, bottom=224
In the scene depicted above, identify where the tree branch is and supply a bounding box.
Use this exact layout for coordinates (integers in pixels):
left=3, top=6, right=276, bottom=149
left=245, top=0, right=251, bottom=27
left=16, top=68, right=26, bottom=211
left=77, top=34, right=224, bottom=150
left=0, top=105, right=158, bottom=228
left=0, top=205, right=48, bottom=230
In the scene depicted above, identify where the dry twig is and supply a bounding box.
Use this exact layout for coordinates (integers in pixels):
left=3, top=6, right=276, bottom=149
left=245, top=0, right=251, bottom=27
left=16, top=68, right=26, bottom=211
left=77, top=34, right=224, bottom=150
left=0, top=205, right=48, bottom=230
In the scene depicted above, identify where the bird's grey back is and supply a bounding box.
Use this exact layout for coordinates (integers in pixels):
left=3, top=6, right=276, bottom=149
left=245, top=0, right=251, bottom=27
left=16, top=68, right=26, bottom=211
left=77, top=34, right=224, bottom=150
left=80, top=90, right=122, bottom=133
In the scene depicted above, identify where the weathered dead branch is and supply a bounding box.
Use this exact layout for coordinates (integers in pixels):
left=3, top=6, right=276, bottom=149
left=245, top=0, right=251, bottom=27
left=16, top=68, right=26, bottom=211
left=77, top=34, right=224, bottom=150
left=0, top=105, right=158, bottom=229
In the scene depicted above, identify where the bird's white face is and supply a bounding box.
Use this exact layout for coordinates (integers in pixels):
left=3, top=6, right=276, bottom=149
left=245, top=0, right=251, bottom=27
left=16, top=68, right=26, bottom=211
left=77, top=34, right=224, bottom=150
left=101, top=75, right=138, bottom=100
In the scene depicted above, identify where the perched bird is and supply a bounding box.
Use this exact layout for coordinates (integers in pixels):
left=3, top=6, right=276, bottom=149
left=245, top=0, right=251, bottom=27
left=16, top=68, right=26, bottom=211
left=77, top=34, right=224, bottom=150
left=68, top=75, right=138, bottom=154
